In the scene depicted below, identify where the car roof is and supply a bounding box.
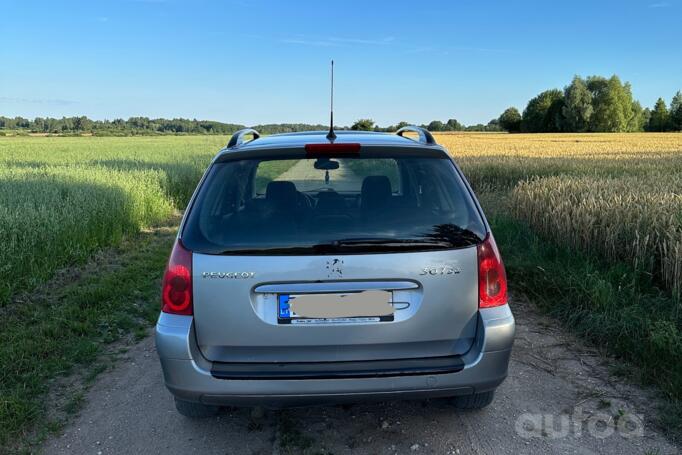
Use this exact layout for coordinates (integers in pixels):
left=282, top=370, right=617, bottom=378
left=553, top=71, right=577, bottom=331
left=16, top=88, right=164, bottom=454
left=244, top=130, right=426, bottom=148
left=214, top=130, right=445, bottom=161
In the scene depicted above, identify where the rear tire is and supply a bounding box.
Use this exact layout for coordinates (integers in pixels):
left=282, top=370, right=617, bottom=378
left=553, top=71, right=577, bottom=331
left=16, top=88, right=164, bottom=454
left=451, top=390, right=495, bottom=410
left=174, top=398, right=220, bottom=418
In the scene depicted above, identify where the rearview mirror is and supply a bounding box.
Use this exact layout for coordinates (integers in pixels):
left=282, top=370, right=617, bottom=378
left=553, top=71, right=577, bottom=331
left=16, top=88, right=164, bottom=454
left=314, top=158, right=340, bottom=170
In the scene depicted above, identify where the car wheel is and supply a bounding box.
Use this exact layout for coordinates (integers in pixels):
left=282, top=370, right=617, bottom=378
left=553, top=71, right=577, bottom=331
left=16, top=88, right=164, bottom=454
left=174, top=398, right=220, bottom=418
left=451, top=390, right=495, bottom=410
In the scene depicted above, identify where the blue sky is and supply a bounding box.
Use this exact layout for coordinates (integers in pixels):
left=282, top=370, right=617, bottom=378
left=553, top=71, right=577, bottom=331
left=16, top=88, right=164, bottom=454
left=1, top=0, right=681, bottom=126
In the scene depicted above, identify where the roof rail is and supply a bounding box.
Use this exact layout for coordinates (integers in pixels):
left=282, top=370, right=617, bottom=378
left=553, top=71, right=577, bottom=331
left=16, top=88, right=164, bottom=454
left=396, top=126, right=436, bottom=145
left=227, top=128, right=260, bottom=148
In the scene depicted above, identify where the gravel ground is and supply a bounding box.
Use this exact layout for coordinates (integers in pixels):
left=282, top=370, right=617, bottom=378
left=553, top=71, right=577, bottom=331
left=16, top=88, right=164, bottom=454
left=43, top=297, right=679, bottom=455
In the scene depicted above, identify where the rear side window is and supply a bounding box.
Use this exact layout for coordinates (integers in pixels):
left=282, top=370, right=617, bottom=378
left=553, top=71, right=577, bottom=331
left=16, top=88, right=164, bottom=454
left=182, top=154, right=485, bottom=255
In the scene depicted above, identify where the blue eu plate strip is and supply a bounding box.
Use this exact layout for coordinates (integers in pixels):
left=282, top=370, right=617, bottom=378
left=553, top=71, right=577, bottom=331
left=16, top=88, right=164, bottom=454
left=278, top=294, right=290, bottom=318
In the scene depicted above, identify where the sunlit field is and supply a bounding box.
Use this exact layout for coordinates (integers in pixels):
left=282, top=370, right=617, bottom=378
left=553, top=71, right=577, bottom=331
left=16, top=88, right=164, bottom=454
left=2, top=132, right=682, bottom=443
left=0, top=136, right=223, bottom=304
left=436, top=132, right=682, bottom=299
left=1, top=132, right=681, bottom=305
left=436, top=132, right=682, bottom=412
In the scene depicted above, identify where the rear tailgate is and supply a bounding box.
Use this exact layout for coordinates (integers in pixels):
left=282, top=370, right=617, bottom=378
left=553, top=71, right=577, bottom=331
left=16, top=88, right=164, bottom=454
left=192, top=247, right=479, bottom=363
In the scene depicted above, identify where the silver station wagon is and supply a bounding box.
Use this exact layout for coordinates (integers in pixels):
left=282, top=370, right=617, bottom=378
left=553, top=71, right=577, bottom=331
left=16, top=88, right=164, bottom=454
left=155, top=126, right=515, bottom=417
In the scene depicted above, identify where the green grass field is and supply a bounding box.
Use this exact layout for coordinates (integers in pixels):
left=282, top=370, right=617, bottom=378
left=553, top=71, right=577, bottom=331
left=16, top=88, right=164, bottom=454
left=0, top=135, right=306, bottom=449
left=1, top=133, right=682, bottom=447
left=0, top=136, right=225, bottom=306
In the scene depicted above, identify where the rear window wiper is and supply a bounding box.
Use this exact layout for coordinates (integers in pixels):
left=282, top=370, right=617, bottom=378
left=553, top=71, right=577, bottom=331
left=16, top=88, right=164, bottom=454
left=214, top=246, right=315, bottom=255
left=211, top=236, right=475, bottom=255
left=331, top=238, right=455, bottom=248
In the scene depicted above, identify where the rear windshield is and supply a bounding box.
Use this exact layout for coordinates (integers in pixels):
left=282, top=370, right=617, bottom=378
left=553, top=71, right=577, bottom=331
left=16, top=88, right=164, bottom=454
left=182, top=154, right=486, bottom=254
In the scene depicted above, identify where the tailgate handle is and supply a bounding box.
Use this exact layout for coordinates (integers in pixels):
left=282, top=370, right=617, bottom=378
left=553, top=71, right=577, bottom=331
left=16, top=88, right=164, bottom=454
left=254, top=281, right=419, bottom=294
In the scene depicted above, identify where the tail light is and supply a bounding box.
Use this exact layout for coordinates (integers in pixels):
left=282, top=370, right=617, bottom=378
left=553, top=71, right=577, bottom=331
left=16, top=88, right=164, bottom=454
left=161, top=239, right=193, bottom=315
left=477, top=233, right=508, bottom=308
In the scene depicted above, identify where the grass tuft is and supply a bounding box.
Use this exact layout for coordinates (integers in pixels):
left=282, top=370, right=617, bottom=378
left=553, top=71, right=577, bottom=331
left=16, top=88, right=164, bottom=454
left=490, top=212, right=682, bottom=440
left=0, top=219, right=177, bottom=450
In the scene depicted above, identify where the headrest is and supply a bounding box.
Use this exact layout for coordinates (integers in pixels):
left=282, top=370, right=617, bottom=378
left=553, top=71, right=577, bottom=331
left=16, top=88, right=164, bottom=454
left=316, top=190, right=344, bottom=211
left=361, top=176, right=392, bottom=210
left=266, top=181, right=297, bottom=207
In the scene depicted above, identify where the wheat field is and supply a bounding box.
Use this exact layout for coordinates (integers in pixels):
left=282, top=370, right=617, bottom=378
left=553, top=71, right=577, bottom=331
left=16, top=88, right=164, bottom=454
left=0, top=136, right=223, bottom=304
left=435, top=132, right=682, bottom=299
left=1, top=132, right=681, bottom=304
left=3, top=132, right=680, bottom=445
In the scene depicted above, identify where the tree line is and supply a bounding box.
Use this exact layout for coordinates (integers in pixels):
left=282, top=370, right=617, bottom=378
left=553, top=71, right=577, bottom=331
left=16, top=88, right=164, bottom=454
left=497, top=75, right=682, bottom=133
left=0, top=114, right=501, bottom=136
left=349, top=118, right=501, bottom=132
left=0, top=116, right=333, bottom=136
left=0, top=116, right=246, bottom=135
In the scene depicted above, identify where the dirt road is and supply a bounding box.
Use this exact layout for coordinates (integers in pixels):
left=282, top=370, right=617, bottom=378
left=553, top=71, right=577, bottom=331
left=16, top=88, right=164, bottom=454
left=43, top=297, right=678, bottom=455
left=275, top=158, right=364, bottom=192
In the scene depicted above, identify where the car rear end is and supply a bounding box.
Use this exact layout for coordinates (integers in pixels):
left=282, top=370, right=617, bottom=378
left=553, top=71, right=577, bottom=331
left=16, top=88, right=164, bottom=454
left=156, top=131, right=514, bottom=413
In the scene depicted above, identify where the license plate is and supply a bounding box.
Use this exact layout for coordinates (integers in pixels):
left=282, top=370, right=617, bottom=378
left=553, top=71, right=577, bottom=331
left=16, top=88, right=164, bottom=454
left=277, top=290, right=394, bottom=324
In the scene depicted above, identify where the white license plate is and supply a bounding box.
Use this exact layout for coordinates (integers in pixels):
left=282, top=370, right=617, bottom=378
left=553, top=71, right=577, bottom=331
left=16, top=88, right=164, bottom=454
left=277, top=290, right=394, bottom=324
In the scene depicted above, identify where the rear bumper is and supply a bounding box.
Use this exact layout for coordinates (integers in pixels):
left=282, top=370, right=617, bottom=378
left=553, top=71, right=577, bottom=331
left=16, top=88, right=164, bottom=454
left=155, top=305, right=515, bottom=407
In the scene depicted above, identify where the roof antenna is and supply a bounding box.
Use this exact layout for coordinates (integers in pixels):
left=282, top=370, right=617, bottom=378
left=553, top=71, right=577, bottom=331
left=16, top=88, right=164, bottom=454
left=326, top=59, right=336, bottom=141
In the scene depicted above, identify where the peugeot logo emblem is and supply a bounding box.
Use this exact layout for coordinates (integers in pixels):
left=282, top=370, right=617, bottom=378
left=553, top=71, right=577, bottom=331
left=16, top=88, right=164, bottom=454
left=326, top=258, right=344, bottom=278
